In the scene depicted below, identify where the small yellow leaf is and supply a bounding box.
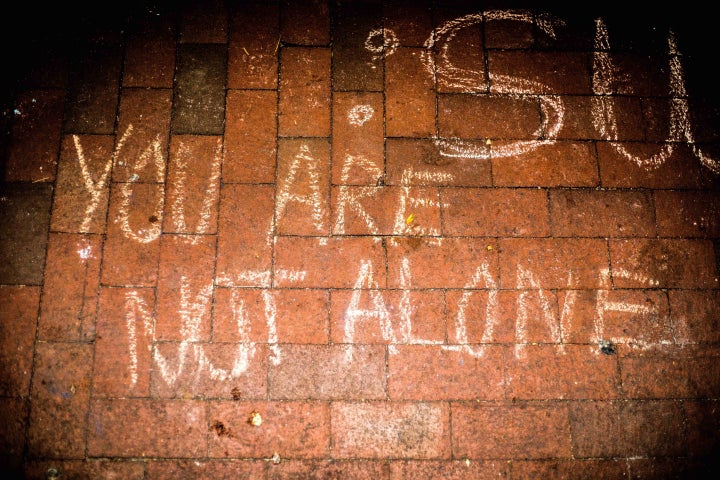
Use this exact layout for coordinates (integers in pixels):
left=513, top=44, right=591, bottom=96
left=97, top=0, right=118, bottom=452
left=486, top=245, right=493, bottom=251
left=405, top=213, right=415, bottom=225
left=249, top=411, right=262, bottom=426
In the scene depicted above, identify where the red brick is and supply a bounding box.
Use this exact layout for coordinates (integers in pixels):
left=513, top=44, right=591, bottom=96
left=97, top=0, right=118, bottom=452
left=0, top=397, right=26, bottom=468
left=207, top=400, right=329, bottom=458
left=123, top=17, right=176, bottom=88
left=505, top=344, right=620, bottom=400
left=164, top=135, right=221, bottom=235
left=330, top=289, right=444, bottom=345
left=274, top=237, right=385, bottom=288
left=88, top=399, right=208, bottom=457
left=394, top=460, right=508, bottom=480
left=492, top=141, right=599, bottom=187
left=432, top=15, right=484, bottom=94
left=223, top=90, right=277, bottom=183
left=280, top=0, right=330, bottom=45
left=150, top=343, right=268, bottom=400
left=490, top=51, right=592, bottom=94
left=387, top=237, right=497, bottom=289
left=101, top=183, right=163, bottom=286
left=94, top=287, right=154, bottom=397
left=669, top=289, right=720, bottom=343
left=389, top=345, right=505, bottom=400
left=0, top=286, right=39, bottom=396
left=627, top=457, right=710, bottom=480
left=499, top=238, right=608, bottom=289
left=557, top=96, right=644, bottom=141
left=442, top=187, right=549, bottom=236
left=51, top=135, right=114, bottom=233
left=216, top=184, right=274, bottom=287
left=39, top=233, right=101, bottom=341
left=156, top=235, right=216, bottom=341
left=655, top=190, right=720, bottom=237
left=268, top=345, right=386, bottom=400
left=445, top=290, right=519, bottom=345
left=569, top=400, right=686, bottom=457
left=386, top=138, right=492, bottom=187
left=332, top=402, right=450, bottom=459
left=683, top=399, right=720, bottom=459
left=550, top=189, right=655, bottom=237
left=228, top=3, right=279, bottom=89
left=332, top=186, right=441, bottom=236
left=275, top=138, right=330, bottom=235
left=439, top=94, right=541, bottom=140
left=214, top=288, right=329, bottom=344
left=383, top=1, right=432, bottom=47
left=279, top=48, right=331, bottom=137
left=113, top=88, right=172, bottom=182
left=146, top=460, right=264, bottom=479
left=386, top=48, right=435, bottom=137
left=27, top=343, right=93, bottom=459
left=332, top=92, right=384, bottom=185
left=597, top=142, right=703, bottom=189
left=620, top=346, right=720, bottom=399
left=511, top=459, right=628, bottom=479
left=484, top=13, right=533, bottom=49
left=5, top=90, right=64, bottom=182
left=452, top=402, right=571, bottom=459
left=179, top=0, right=226, bottom=44
left=562, top=289, right=672, bottom=348
left=609, top=239, right=718, bottom=288
left=270, top=460, right=391, bottom=479
left=23, top=460, right=145, bottom=480
left=597, top=52, right=671, bottom=97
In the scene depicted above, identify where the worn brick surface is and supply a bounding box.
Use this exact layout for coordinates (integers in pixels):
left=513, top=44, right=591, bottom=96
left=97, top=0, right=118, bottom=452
left=3, top=1, right=720, bottom=477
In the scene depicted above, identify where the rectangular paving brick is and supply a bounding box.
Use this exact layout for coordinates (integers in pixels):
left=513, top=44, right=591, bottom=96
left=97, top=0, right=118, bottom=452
left=389, top=460, right=507, bottom=480
left=0, top=182, right=52, bottom=285
left=655, top=190, right=720, bottom=238
left=330, top=289, right=445, bottom=345
left=332, top=92, right=384, bottom=185
left=122, top=15, right=176, bottom=88
left=63, top=45, right=121, bottom=134
left=216, top=184, right=274, bottom=287
left=145, top=460, right=263, bottom=479
left=179, top=0, right=227, bottom=44
left=383, top=1, right=432, bottom=48
left=207, top=400, right=329, bottom=458
left=172, top=44, right=227, bottom=135
left=683, top=399, right=720, bottom=459
left=569, top=400, right=686, bottom=457
left=332, top=1, right=383, bottom=91
left=489, top=51, right=592, bottom=94
left=275, top=138, right=331, bottom=235
left=0, top=397, right=26, bottom=471
left=505, top=344, right=620, bottom=400
left=492, top=141, right=599, bottom=187
left=5, top=90, right=64, bottom=182
left=669, top=289, right=720, bottom=343
left=442, top=187, right=550, bottom=236
left=386, top=138, right=492, bottom=187
left=274, top=237, right=386, bottom=288
left=0, top=286, right=39, bottom=397
left=386, top=48, right=435, bottom=137
left=452, top=401, right=572, bottom=459
left=27, top=342, right=93, bottom=459
left=51, top=135, right=114, bottom=233
left=268, top=344, right=386, bottom=400
left=609, top=239, right=718, bottom=288
left=389, top=345, right=505, bottom=400
left=511, top=459, right=628, bottom=479
left=164, top=136, right=222, bottom=235
left=101, top=183, right=163, bottom=286
left=550, top=188, right=656, bottom=237
left=223, top=90, right=277, bottom=183
left=88, top=399, right=208, bottom=457
left=270, top=460, right=391, bottom=480
left=280, top=0, right=330, bottom=45
left=439, top=94, right=541, bottom=140
left=278, top=47, right=331, bottom=137
left=228, top=3, right=279, bottom=89
left=387, top=237, right=498, bottom=289
left=39, top=233, right=101, bottom=341
left=499, top=238, right=609, bottom=289
left=23, top=460, right=145, bottom=480
left=332, top=402, right=450, bottom=459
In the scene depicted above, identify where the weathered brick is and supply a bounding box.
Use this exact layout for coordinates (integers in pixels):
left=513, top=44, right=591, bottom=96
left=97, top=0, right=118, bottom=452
left=654, top=190, right=720, bottom=238
left=432, top=9, right=484, bottom=94
left=179, top=0, right=226, bottom=44
left=5, top=90, right=64, bottom=182
left=228, top=3, right=279, bottom=89
left=452, top=401, right=571, bottom=459
left=439, top=94, right=541, bottom=140
left=390, top=460, right=508, bottom=479
left=383, top=1, right=432, bottom=47
left=332, top=2, right=383, bottom=91
left=280, top=0, right=330, bottom=45
left=269, top=460, right=391, bottom=479
left=146, top=460, right=263, bottom=479
left=88, top=399, right=208, bottom=457
left=683, top=399, right=720, bottom=459
left=278, top=48, right=331, bottom=137
left=0, top=286, right=39, bottom=396
left=442, top=187, right=549, bottom=237
left=268, top=344, right=386, bottom=400
left=0, top=398, right=26, bottom=472
left=223, top=90, right=277, bottom=183
left=386, top=48, right=435, bottom=137
left=511, top=459, right=628, bottom=479
left=669, top=289, right=720, bottom=344
left=23, top=460, right=145, bottom=480
left=490, top=51, right=592, bottom=94
left=207, top=400, right=329, bottom=458
left=332, top=402, right=450, bottom=459
left=123, top=15, right=176, bottom=88
left=389, top=345, right=505, bottom=400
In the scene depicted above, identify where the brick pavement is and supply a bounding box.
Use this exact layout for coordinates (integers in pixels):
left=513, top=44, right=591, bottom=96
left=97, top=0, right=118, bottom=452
left=1, top=1, right=720, bottom=478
